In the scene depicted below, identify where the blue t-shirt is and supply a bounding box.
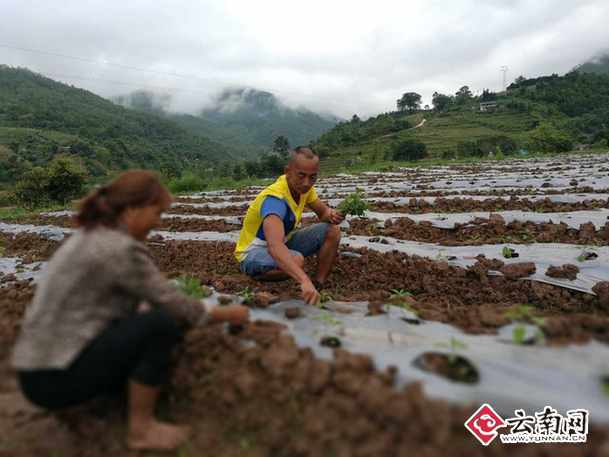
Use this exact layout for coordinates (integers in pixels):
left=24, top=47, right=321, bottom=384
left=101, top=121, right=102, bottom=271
left=256, top=196, right=295, bottom=240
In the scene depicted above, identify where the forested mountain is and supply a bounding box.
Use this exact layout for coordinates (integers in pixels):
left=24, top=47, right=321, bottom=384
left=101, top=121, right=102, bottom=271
left=115, top=88, right=339, bottom=158
left=576, top=53, right=609, bottom=75
left=314, top=70, right=609, bottom=172
left=0, top=66, right=233, bottom=184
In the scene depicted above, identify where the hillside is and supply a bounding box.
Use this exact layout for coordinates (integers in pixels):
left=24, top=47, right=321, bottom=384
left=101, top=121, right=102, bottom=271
left=316, top=71, right=609, bottom=172
left=0, top=66, right=233, bottom=184
left=576, top=53, right=609, bottom=75
left=115, top=88, right=339, bottom=159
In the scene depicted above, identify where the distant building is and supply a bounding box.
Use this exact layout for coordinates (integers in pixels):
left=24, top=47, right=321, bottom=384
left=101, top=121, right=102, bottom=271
left=479, top=101, right=498, bottom=112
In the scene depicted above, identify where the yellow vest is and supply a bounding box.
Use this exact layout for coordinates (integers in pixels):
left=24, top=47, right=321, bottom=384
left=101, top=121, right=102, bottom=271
left=234, top=175, right=318, bottom=262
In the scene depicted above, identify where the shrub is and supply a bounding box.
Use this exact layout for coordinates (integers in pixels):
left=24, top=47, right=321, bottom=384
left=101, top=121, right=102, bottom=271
left=45, top=155, right=87, bottom=204
left=167, top=172, right=207, bottom=194
left=14, top=167, right=51, bottom=209
left=388, top=139, right=428, bottom=161
left=528, top=123, right=574, bottom=153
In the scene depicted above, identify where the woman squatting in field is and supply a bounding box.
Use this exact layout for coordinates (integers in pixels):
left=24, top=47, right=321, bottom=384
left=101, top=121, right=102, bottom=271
left=11, top=170, right=249, bottom=451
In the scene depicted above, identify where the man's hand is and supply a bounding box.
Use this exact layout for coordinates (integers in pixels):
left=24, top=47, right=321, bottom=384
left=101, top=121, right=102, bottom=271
left=327, top=208, right=345, bottom=225
left=301, top=280, right=320, bottom=306
left=210, top=305, right=250, bottom=325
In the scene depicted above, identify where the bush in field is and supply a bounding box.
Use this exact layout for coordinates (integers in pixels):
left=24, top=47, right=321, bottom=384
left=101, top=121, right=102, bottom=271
left=528, top=123, right=574, bottom=153
left=167, top=172, right=207, bottom=193
left=456, top=136, right=518, bottom=158
left=46, top=155, right=87, bottom=204
left=14, top=167, right=51, bottom=209
left=388, top=139, right=428, bottom=161
left=14, top=155, right=87, bottom=208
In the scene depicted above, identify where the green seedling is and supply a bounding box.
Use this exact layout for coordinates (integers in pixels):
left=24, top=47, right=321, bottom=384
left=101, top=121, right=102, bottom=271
left=238, top=287, right=255, bottom=305
left=512, top=325, right=526, bottom=345
left=435, top=337, right=467, bottom=352
left=504, top=304, right=545, bottom=326
left=319, top=291, right=334, bottom=304
left=176, top=276, right=212, bottom=299
left=433, top=337, right=468, bottom=364
left=312, top=311, right=341, bottom=326
left=435, top=249, right=448, bottom=261
left=337, top=189, right=369, bottom=217
left=502, top=246, right=519, bottom=259
left=389, top=288, right=413, bottom=298
left=512, top=324, right=545, bottom=345
left=577, top=248, right=598, bottom=262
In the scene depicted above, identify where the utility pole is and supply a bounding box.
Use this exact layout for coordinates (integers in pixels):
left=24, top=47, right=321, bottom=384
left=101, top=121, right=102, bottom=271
left=500, top=65, right=509, bottom=92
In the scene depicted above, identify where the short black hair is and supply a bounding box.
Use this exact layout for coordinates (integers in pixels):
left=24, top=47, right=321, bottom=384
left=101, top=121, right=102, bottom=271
left=289, top=146, right=318, bottom=162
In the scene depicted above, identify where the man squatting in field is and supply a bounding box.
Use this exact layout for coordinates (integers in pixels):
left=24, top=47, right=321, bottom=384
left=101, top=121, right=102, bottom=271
left=235, top=147, right=344, bottom=305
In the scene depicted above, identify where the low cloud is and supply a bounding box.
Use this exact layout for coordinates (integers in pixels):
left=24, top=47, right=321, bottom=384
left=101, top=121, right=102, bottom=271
left=2, top=0, right=609, bottom=118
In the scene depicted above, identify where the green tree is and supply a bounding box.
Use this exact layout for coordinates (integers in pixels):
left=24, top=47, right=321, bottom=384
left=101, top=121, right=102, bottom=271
left=529, top=123, right=573, bottom=153
left=455, top=86, right=473, bottom=105
left=244, top=160, right=260, bottom=177
left=514, top=75, right=527, bottom=86
left=388, top=139, right=428, bottom=161
left=46, top=155, right=88, bottom=204
left=480, top=89, right=497, bottom=102
left=397, top=92, right=422, bottom=112
left=232, top=163, right=245, bottom=181
left=272, top=135, right=290, bottom=160
left=14, top=167, right=50, bottom=209
left=432, top=92, right=453, bottom=112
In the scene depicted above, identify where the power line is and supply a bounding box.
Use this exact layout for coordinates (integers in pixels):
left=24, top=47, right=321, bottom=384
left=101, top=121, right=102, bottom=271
left=0, top=43, right=217, bottom=82
left=41, top=71, right=209, bottom=94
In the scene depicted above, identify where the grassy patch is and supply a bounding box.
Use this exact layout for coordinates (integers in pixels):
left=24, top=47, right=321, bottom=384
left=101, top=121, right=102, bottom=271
left=0, top=205, right=66, bottom=221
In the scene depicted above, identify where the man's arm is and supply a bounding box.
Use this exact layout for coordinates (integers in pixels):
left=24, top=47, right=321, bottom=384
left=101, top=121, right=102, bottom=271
left=308, top=199, right=344, bottom=224
left=263, top=215, right=320, bottom=305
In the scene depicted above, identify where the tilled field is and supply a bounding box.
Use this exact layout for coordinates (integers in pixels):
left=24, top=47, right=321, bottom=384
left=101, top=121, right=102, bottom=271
left=2, top=153, right=609, bottom=455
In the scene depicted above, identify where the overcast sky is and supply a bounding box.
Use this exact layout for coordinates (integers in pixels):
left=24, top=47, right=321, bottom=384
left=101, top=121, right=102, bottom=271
left=2, top=0, right=608, bottom=118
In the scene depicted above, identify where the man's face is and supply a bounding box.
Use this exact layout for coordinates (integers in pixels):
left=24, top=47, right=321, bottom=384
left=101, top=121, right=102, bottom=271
left=285, top=155, right=319, bottom=196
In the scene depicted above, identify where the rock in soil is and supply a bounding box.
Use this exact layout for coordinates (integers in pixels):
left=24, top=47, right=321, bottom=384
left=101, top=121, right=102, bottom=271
left=546, top=264, right=579, bottom=280
left=284, top=307, right=302, bottom=319
left=412, top=352, right=479, bottom=384
left=592, top=282, right=609, bottom=307
left=500, top=262, right=536, bottom=280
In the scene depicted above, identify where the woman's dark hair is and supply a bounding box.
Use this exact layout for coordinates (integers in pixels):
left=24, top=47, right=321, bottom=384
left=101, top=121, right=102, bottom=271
left=75, top=170, right=172, bottom=230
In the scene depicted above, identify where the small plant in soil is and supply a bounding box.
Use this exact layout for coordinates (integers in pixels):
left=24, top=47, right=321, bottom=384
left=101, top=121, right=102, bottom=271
left=577, top=247, right=598, bottom=262
left=312, top=311, right=341, bottom=326
left=511, top=324, right=545, bottom=345
left=502, top=246, right=519, bottom=258
left=337, top=189, right=369, bottom=217
left=238, top=287, right=255, bottom=305
left=413, top=352, right=479, bottom=384
left=319, top=291, right=334, bottom=304
left=435, top=337, right=467, bottom=358
left=176, top=276, right=212, bottom=299
left=435, top=249, right=448, bottom=261
left=389, top=288, right=413, bottom=299
left=504, top=304, right=545, bottom=326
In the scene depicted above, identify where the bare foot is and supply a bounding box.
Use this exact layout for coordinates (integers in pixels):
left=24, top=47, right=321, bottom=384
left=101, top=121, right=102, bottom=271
left=127, top=420, right=191, bottom=451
